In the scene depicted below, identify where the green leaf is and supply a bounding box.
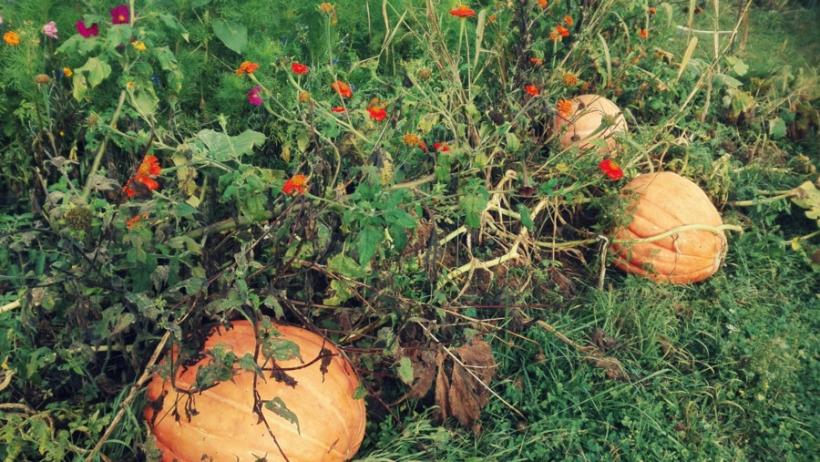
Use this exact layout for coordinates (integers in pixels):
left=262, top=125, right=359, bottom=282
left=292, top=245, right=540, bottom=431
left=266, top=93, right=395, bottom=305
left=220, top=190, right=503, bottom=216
left=357, top=225, right=384, bottom=265
left=328, top=253, right=367, bottom=279
left=769, top=117, right=787, bottom=139
left=212, top=20, right=247, bottom=54
left=726, top=56, right=749, bottom=77
left=459, top=181, right=490, bottom=229
left=518, top=204, right=534, bottom=231
left=76, top=57, right=111, bottom=87
left=196, top=129, right=265, bottom=161
left=238, top=353, right=260, bottom=373
left=397, top=356, right=414, bottom=385
left=72, top=73, right=89, bottom=101
left=130, top=86, right=159, bottom=117
left=506, top=132, right=521, bottom=153
left=265, top=398, right=300, bottom=434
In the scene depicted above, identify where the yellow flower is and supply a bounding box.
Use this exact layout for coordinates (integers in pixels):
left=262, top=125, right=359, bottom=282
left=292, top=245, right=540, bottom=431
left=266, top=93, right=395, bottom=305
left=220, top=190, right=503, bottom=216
left=131, top=40, right=147, bottom=52
left=319, top=2, right=335, bottom=13
left=63, top=67, right=73, bottom=78
left=126, top=81, right=136, bottom=90
left=298, top=91, right=311, bottom=103
left=403, top=133, right=421, bottom=146
left=3, top=31, right=21, bottom=46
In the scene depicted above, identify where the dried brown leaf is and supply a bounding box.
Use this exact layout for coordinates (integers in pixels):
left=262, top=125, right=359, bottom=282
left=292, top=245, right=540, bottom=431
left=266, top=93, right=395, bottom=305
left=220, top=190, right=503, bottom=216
left=406, top=348, right=437, bottom=400
left=436, top=338, right=497, bottom=427
left=434, top=350, right=450, bottom=421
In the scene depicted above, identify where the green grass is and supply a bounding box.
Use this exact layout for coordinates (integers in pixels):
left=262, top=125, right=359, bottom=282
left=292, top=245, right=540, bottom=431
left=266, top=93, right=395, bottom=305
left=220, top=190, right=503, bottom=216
left=356, top=230, right=818, bottom=461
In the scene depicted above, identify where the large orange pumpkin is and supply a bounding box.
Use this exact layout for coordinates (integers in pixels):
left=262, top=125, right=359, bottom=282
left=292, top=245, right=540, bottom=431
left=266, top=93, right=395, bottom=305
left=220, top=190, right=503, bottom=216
left=144, top=321, right=366, bottom=462
left=611, top=172, right=727, bottom=284
left=553, top=94, right=627, bottom=153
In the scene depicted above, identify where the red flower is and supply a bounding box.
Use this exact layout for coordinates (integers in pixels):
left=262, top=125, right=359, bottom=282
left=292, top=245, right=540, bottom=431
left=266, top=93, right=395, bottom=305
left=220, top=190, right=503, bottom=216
left=110, top=4, right=130, bottom=25
left=282, top=174, right=308, bottom=196
left=556, top=25, right=570, bottom=38
left=638, top=28, right=649, bottom=40
left=529, top=57, right=544, bottom=66
left=563, top=16, right=574, bottom=26
left=433, top=142, right=451, bottom=153
left=524, top=84, right=540, bottom=97
left=291, top=62, right=309, bottom=75
left=331, top=80, right=353, bottom=98
left=331, top=106, right=347, bottom=113
left=599, top=159, right=624, bottom=181
left=449, top=5, right=477, bottom=18
left=124, top=155, right=162, bottom=198
left=126, top=214, right=148, bottom=230
left=367, top=106, right=387, bottom=122
left=75, top=20, right=99, bottom=38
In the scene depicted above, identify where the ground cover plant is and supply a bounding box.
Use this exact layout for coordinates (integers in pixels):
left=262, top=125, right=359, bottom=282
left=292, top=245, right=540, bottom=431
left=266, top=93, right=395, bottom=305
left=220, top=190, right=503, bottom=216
left=0, top=0, right=817, bottom=461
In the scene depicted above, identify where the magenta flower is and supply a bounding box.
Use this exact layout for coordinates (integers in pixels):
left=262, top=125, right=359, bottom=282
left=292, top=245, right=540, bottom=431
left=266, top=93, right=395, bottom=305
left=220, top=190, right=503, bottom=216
left=42, top=21, right=59, bottom=39
left=247, top=86, right=263, bottom=106
left=75, top=20, right=99, bottom=38
left=111, top=4, right=130, bottom=25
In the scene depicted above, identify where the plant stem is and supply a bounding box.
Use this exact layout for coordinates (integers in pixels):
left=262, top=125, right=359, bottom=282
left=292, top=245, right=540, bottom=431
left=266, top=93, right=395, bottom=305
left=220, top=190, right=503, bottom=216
left=80, top=90, right=128, bottom=204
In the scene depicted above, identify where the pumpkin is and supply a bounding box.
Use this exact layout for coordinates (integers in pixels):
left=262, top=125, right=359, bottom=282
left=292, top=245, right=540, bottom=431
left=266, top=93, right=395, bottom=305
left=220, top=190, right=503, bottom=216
left=144, top=320, right=366, bottom=462
left=553, top=94, right=627, bottom=153
left=611, top=172, right=727, bottom=284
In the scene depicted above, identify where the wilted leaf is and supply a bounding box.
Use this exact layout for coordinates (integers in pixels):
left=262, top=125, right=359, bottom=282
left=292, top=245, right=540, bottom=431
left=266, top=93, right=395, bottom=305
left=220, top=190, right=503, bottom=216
left=264, top=397, right=300, bottom=434
left=435, top=338, right=497, bottom=428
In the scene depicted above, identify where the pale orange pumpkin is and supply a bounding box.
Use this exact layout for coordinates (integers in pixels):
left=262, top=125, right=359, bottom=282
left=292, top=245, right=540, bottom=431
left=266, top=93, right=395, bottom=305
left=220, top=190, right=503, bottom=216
left=611, top=172, right=727, bottom=284
left=144, top=321, right=366, bottom=462
left=553, top=94, right=627, bottom=153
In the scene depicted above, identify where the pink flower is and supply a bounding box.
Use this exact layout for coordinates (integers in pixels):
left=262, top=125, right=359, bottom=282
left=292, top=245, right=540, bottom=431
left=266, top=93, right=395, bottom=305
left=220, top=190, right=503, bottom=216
left=42, top=21, right=58, bottom=39
left=247, top=86, right=263, bottom=106
left=111, top=4, right=130, bottom=25
left=75, top=20, right=99, bottom=38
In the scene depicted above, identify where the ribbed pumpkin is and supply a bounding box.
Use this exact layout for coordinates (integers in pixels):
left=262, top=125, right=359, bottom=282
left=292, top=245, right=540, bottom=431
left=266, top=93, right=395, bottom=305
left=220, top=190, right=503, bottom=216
left=611, top=172, right=727, bottom=284
left=144, top=321, right=366, bottom=462
left=553, top=94, right=627, bottom=153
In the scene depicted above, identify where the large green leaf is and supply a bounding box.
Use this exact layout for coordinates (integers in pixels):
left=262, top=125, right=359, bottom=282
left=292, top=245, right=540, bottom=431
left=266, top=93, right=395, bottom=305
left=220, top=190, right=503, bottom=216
left=357, top=225, right=384, bottom=265
left=212, top=20, right=247, bottom=54
left=196, top=129, right=266, bottom=161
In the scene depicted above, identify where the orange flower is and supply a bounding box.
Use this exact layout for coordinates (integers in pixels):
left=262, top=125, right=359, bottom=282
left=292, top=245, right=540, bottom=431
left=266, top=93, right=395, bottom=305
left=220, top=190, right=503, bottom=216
left=549, top=29, right=561, bottom=42
left=647, top=6, right=657, bottom=14
left=235, top=61, right=259, bottom=76
left=124, top=155, right=162, bottom=198
left=331, top=106, right=347, bottom=113
left=564, top=16, right=574, bottom=26
left=63, top=67, right=73, bottom=78
left=524, top=84, right=540, bottom=97
left=367, top=106, right=388, bottom=122
left=562, top=73, right=578, bottom=86
left=282, top=174, right=308, bottom=196
left=556, top=25, right=570, bottom=38
left=537, top=0, right=548, bottom=9
left=403, top=133, right=421, bottom=146
left=556, top=99, right=573, bottom=117
left=298, top=91, right=311, bottom=103
left=3, top=31, right=21, bottom=46
left=449, top=5, right=477, bottom=18
left=529, top=57, right=544, bottom=66
left=319, top=2, right=335, bottom=14
left=488, top=14, right=497, bottom=24
left=331, top=80, right=353, bottom=98
left=638, top=28, right=649, bottom=40
left=599, top=159, right=624, bottom=181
